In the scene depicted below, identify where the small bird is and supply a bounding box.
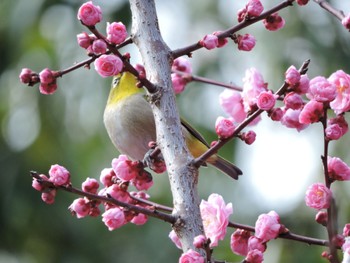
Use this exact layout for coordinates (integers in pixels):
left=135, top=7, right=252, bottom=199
left=103, top=71, right=242, bottom=179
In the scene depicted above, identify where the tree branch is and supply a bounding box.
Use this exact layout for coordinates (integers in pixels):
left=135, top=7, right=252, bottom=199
left=313, top=0, right=345, bottom=21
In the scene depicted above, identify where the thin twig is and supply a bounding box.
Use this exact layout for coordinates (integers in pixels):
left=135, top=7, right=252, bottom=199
left=313, top=0, right=345, bottom=21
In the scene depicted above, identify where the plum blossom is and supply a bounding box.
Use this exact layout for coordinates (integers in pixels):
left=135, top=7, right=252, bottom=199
left=106, top=22, right=128, bottom=45
left=263, top=13, right=285, bottom=31
left=256, top=90, right=277, bottom=111
left=230, top=229, right=251, bottom=256
left=112, top=154, right=139, bottom=181
left=199, top=34, right=219, bottom=50
left=307, top=76, right=337, bottom=102
left=49, top=164, right=70, bottom=186
left=179, top=249, right=205, bottom=263
left=94, top=54, right=123, bottom=77
left=281, top=108, right=309, bottom=131
left=69, top=198, right=90, bottom=218
left=329, top=70, right=350, bottom=114
left=77, top=1, right=102, bottom=26
left=285, top=66, right=301, bottom=86
left=284, top=92, right=304, bottom=110
left=328, top=156, right=350, bottom=181
left=305, top=183, right=332, bottom=210
left=169, top=230, right=182, bottom=249
left=342, top=14, right=350, bottom=31
left=255, top=211, right=281, bottom=242
left=236, top=34, right=256, bottom=51
left=299, top=100, right=324, bottom=124
left=215, top=117, right=235, bottom=139
left=219, top=89, right=246, bottom=123
left=102, top=207, right=126, bottom=231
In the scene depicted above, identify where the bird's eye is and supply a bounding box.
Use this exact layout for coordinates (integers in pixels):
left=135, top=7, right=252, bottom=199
left=113, top=76, right=121, bottom=87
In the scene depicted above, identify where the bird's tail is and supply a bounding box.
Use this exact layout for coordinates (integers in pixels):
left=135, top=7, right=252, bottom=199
left=211, top=156, right=242, bottom=180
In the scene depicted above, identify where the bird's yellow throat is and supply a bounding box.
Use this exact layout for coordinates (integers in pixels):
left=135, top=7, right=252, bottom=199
left=107, top=72, right=143, bottom=106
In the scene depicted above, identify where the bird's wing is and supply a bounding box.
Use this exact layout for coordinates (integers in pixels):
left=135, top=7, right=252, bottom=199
left=180, top=118, right=210, bottom=148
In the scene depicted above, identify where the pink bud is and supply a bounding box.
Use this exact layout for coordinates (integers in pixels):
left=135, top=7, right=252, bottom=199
left=32, top=174, right=49, bottom=191
left=179, top=249, right=205, bottom=263
left=49, top=164, right=70, bottom=186
left=248, top=236, right=266, bottom=253
left=19, top=68, right=34, bottom=84
left=230, top=229, right=251, bottom=256
left=91, top=39, right=107, bottom=54
left=237, top=8, right=247, bottom=23
left=281, top=108, right=309, bottom=131
left=132, top=170, right=154, bottom=191
left=246, top=0, right=264, bottom=17
left=283, top=92, right=304, bottom=110
left=326, top=124, right=343, bottom=140
left=342, top=14, right=350, bottom=31
left=242, top=130, right=256, bottom=145
left=285, top=66, right=301, bottom=86
left=102, top=207, right=126, bottom=231
left=200, top=34, right=219, bottom=50
left=69, top=198, right=90, bottom=218
left=343, top=224, right=350, bottom=236
left=213, top=31, right=228, bottom=48
left=171, top=73, right=187, bottom=94
left=328, top=156, right=350, bottom=181
left=39, top=82, right=58, bottom=95
left=193, top=235, right=207, bottom=248
left=245, top=249, right=264, bottom=263
left=307, top=76, right=337, bottom=102
left=112, top=155, right=139, bottom=181
left=236, top=34, right=256, bottom=51
left=294, top=74, right=310, bottom=94
left=106, top=22, right=128, bottom=45
left=305, top=183, right=332, bottom=210
left=41, top=189, right=56, bottom=204
left=94, top=54, right=123, bottom=77
left=39, top=68, right=55, bottom=84
left=172, top=57, right=192, bottom=74
left=130, top=212, right=148, bottom=225
left=77, top=32, right=92, bottom=49
left=77, top=1, right=102, bottom=26
left=255, top=211, right=281, bottom=242
left=269, top=107, right=283, bottom=121
left=315, top=211, right=328, bottom=226
left=329, top=115, right=349, bottom=137
left=299, top=100, right=324, bottom=124
left=169, top=230, right=182, bottom=249
left=100, top=168, right=116, bottom=187
left=296, top=0, right=309, bottom=5
left=215, top=116, right=235, bottom=139
left=82, top=177, right=100, bottom=194
left=263, top=13, right=285, bottom=31
left=256, top=90, right=276, bottom=111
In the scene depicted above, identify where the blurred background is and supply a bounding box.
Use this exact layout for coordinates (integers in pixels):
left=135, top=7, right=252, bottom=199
left=1, top=0, right=350, bottom=262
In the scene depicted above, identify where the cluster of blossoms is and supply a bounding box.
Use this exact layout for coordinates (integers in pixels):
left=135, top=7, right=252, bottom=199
left=32, top=155, right=157, bottom=230
left=171, top=57, right=193, bottom=94
left=19, top=68, right=59, bottom=95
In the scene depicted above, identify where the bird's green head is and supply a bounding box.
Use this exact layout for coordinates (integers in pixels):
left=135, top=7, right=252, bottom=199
left=106, top=71, right=143, bottom=106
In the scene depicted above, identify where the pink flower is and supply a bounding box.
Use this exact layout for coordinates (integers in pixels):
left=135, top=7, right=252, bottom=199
left=328, top=115, right=348, bottom=138
left=179, top=249, right=205, bottom=263
left=242, top=68, right=267, bottom=112
left=91, top=39, right=107, bottom=54
left=237, top=34, right=256, bottom=51
left=172, top=57, right=192, bottom=74
left=328, top=156, right=350, bottom=181
left=39, top=68, right=55, bottom=84
left=307, top=76, right=337, bottom=102
left=285, top=66, right=301, bottom=86
left=171, top=73, right=187, bottom=94
left=281, top=108, right=309, bottom=131
left=305, top=183, right=332, bottom=210
left=219, top=89, right=246, bottom=123
left=329, top=70, right=350, bottom=114
left=102, top=207, right=126, bottom=231
left=246, top=0, right=264, bottom=17
left=69, top=198, right=90, bottom=218
left=299, top=100, right=324, bottom=124
left=169, top=230, right=182, bottom=249
left=106, top=184, right=131, bottom=203
left=106, top=22, right=128, bottom=45
left=77, top=32, right=92, bottom=49
left=200, top=34, right=219, bottom=50
left=256, top=90, right=277, bottom=111
left=342, top=237, right=350, bottom=257
left=342, top=14, right=350, bottom=31
left=130, top=213, right=148, bottom=225
left=200, top=193, right=233, bottom=247
left=237, top=8, right=247, bottom=23
left=263, top=13, right=285, bottom=31
left=230, top=229, right=251, bottom=256
left=215, top=116, right=235, bottom=139
left=296, top=0, right=309, bottom=6
left=112, top=154, right=139, bottom=181
left=248, top=236, right=266, bottom=253
left=242, top=130, right=256, bottom=145
left=193, top=235, right=207, bottom=248
left=294, top=74, right=310, bottom=94
left=77, top=1, right=102, bottom=26
left=132, top=170, right=154, bottom=191
left=19, top=68, right=34, bottom=84
left=315, top=211, right=328, bottom=226
left=32, top=174, right=49, bottom=191
left=245, top=249, right=264, bottom=263
left=213, top=31, right=228, bottom=48
left=283, top=92, right=304, bottom=110
left=343, top=224, right=350, bottom=236
left=94, top=54, right=123, bottom=77
left=255, top=211, right=281, bottom=242
left=326, top=124, right=343, bottom=140
left=269, top=108, right=283, bottom=121
left=49, top=164, right=70, bottom=186
left=41, top=189, right=56, bottom=204
left=100, top=168, right=116, bottom=187
left=39, top=82, right=58, bottom=95
left=82, top=177, right=99, bottom=194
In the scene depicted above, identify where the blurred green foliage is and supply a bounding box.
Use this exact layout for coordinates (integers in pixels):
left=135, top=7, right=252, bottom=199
left=1, top=0, right=350, bottom=262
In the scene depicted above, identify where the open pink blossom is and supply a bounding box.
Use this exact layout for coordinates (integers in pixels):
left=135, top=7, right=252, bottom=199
left=69, top=198, right=90, bottom=218
left=256, top=90, right=277, bottom=111
left=327, top=115, right=348, bottom=141
left=328, top=156, right=350, bottom=181
left=100, top=168, right=116, bottom=187
left=343, top=237, right=350, bottom=259
left=285, top=66, right=301, bottom=86
left=230, top=229, right=251, bottom=256
left=263, top=13, right=285, bottom=31
left=169, top=230, right=182, bottom=249
left=299, top=100, right=324, bottom=124
left=237, top=34, right=256, bottom=51
left=342, top=14, right=350, bottom=31
left=82, top=177, right=99, bottom=194
left=94, top=54, right=123, bottom=77
left=77, top=1, right=102, bottom=26
left=199, top=34, right=219, bottom=50
left=219, top=89, right=246, bottom=123
left=281, top=108, right=309, bottom=131
left=343, top=224, right=350, bottom=237
left=284, top=92, right=304, bottom=110
left=215, top=116, right=235, bottom=139
left=307, top=76, right=337, bottom=102
left=305, top=183, right=332, bottom=210
left=179, top=249, right=205, bottom=263
left=329, top=70, right=350, bottom=114
left=49, top=164, right=70, bottom=186
left=112, top=154, right=139, bottom=181
left=200, top=193, right=233, bottom=247
left=255, top=211, right=281, bottom=242
left=245, top=249, right=264, bottom=263
left=248, top=236, right=266, bottom=253
left=242, top=67, right=267, bottom=112
left=106, top=22, right=128, bottom=45
left=294, top=74, right=310, bottom=94
left=102, top=207, right=126, bottom=231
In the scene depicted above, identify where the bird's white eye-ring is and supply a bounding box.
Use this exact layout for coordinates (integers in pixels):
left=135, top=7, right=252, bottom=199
left=113, top=76, right=121, bottom=87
